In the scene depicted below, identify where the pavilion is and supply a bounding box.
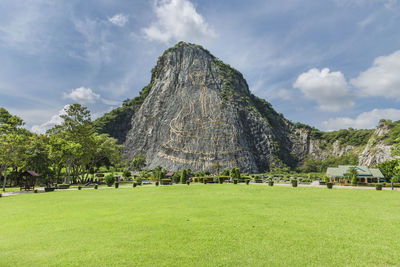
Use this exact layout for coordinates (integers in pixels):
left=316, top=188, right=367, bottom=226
left=326, top=165, right=385, bottom=184
left=20, top=171, right=39, bottom=191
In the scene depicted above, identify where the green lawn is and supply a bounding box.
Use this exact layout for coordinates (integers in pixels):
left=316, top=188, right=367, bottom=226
left=1, top=184, right=400, bottom=266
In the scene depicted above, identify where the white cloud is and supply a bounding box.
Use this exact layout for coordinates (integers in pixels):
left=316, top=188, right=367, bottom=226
left=72, top=17, right=115, bottom=65
left=322, top=108, right=400, bottom=130
left=274, top=89, right=293, bottom=101
left=63, top=87, right=100, bottom=104
left=31, top=105, right=69, bottom=134
left=108, top=13, right=128, bottom=27
left=351, top=50, right=400, bottom=100
left=293, top=68, right=354, bottom=112
left=142, top=0, right=216, bottom=44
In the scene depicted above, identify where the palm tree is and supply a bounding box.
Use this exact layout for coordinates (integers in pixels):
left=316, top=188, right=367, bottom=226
left=346, top=167, right=358, bottom=185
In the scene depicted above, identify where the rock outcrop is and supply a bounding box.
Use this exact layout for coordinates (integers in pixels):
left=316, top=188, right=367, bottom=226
left=95, top=42, right=397, bottom=172
left=122, top=42, right=301, bottom=172
left=359, top=122, right=395, bottom=166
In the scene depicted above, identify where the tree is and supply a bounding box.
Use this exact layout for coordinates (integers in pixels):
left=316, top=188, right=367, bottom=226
left=25, top=134, right=52, bottom=184
left=180, top=169, right=188, bottom=184
left=214, top=161, right=222, bottom=176
left=0, top=108, right=27, bottom=191
left=132, top=153, right=146, bottom=170
left=346, top=167, right=358, bottom=185
left=377, top=160, right=399, bottom=182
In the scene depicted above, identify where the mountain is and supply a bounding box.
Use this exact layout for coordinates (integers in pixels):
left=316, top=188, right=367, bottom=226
left=94, top=42, right=397, bottom=172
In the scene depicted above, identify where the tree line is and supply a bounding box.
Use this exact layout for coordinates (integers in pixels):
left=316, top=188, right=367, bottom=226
left=0, top=105, right=122, bottom=191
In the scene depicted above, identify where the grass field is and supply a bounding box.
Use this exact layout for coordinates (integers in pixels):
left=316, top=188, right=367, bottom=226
left=1, top=184, right=400, bottom=266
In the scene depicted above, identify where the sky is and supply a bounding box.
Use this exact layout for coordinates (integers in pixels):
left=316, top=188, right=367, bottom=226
left=1, top=0, right=400, bottom=133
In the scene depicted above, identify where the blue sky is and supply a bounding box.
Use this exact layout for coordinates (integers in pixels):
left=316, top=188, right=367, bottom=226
left=1, top=0, right=400, bottom=133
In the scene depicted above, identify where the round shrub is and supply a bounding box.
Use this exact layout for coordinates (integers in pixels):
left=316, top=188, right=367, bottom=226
left=187, top=180, right=190, bottom=185
left=94, top=185, right=98, bottom=189
left=115, top=182, right=119, bottom=189
left=291, top=179, right=298, bottom=187
left=78, top=186, right=82, bottom=190
left=376, top=184, right=383, bottom=191
left=0, top=193, right=2, bottom=197
left=133, top=183, right=137, bottom=188
left=246, top=179, right=250, bottom=185
left=233, top=179, right=238, bottom=184
left=326, top=182, right=333, bottom=189
left=155, top=181, right=159, bottom=186
left=219, top=177, right=224, bottom=184
left=268, top=180, right=274, bottom=186
left=105, top=174, right=115, bottom=187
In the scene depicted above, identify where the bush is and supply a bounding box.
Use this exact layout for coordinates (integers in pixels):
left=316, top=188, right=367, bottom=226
left=123, top=170, right=131, bottom=178
left=94, top=185, right=98, bottom=189
left=0, top=193, right=2, bottom=197
left=57, top=184, right=70, bottom=189
left=187, top=180, right=190, bottom=185
left=161, top=179, right=171, bottom=185
left=268, top=181, right=274, bottom=186
left=133, top=183, right=137, bottom=187
left=291, top=179, right=298, bottom=187
left=44, top=187, right=55, bottom=192
left=246, top=179, right=250, bottom=185
left=376, top=184, right=383, bottom=191
left=155, top=181, right=159, bottom=186
left=34, top=189, right=38, bottom=193
left=115, top=182, right=119, bottom=189
left=105, top=174, right=115, bottom=187
left=233, top=179, right=238, bottom=184
left=327, top=182, right=333, bottom=189
left=78, top=186, right=82, bottom=190
left=219, top=177, right=224, bottom=184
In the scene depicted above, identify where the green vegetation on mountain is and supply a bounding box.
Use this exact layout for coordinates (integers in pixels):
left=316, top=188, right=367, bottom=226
left=294, top=122, right=373, bottom=147
left=300, top=154, right=359, bottom=173
left=377, top=119, right=400, bottom=145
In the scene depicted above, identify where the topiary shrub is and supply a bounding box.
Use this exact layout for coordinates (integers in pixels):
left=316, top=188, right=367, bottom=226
left=376, top=184, right=383, bottom=191
left=94, top=185, right=98, bottom=189
left=268, top=180, right=274, bottom=186
left=133, top=182, right=137, bottom=187
left=78, top=186, right=82, bottom=190
left=291, top=179, right=298, bottom=187
left=161, top=179, right=171, bottom=185
left=58, top=184, right=70, bottom=189
left=219, top=177, right=224, bottom=184
left=155, top=181, right=159, bottom=186
left=34, top=189, right=38, bottom=193
left=233, top=179, right=238, bottom=184
left=187, top=180, right=190, bottom=185
left=246, top=179, right=250, bottom=185
left=115, top=182, right=119, bottom=189
left=105, top=174, right=115, bottom=187
left=327, top=182, right=333, bottom=189
left=0, top=193, right=2, bottom=197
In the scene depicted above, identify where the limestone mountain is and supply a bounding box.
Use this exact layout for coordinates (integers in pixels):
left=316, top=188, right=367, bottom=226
left=94, top=42, right=397, bottom=172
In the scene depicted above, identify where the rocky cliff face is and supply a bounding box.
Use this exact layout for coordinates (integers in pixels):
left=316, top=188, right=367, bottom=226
left=96, top=42, right=397, bottom=172
left=122, top=42, right=300, bottom=172
left=359, top=122, right=395, bottom=165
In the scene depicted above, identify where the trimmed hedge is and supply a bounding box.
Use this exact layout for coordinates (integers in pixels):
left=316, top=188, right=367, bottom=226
left=233, top=179, right=238, bottom=184
left=327, top=182, right=333, bottom=189
left=115, top=182, right=119, bottom=189
left=376, top=184, right=383, bottom=191
left=57, top=184, right=70, bottom=189
left=94, top=185, right=98, bottom=189
left=291, top=180, right=298, bottom=187
left=161, top=179, right=172, bottom=185
left=268, top=181, right=274, bottom=186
